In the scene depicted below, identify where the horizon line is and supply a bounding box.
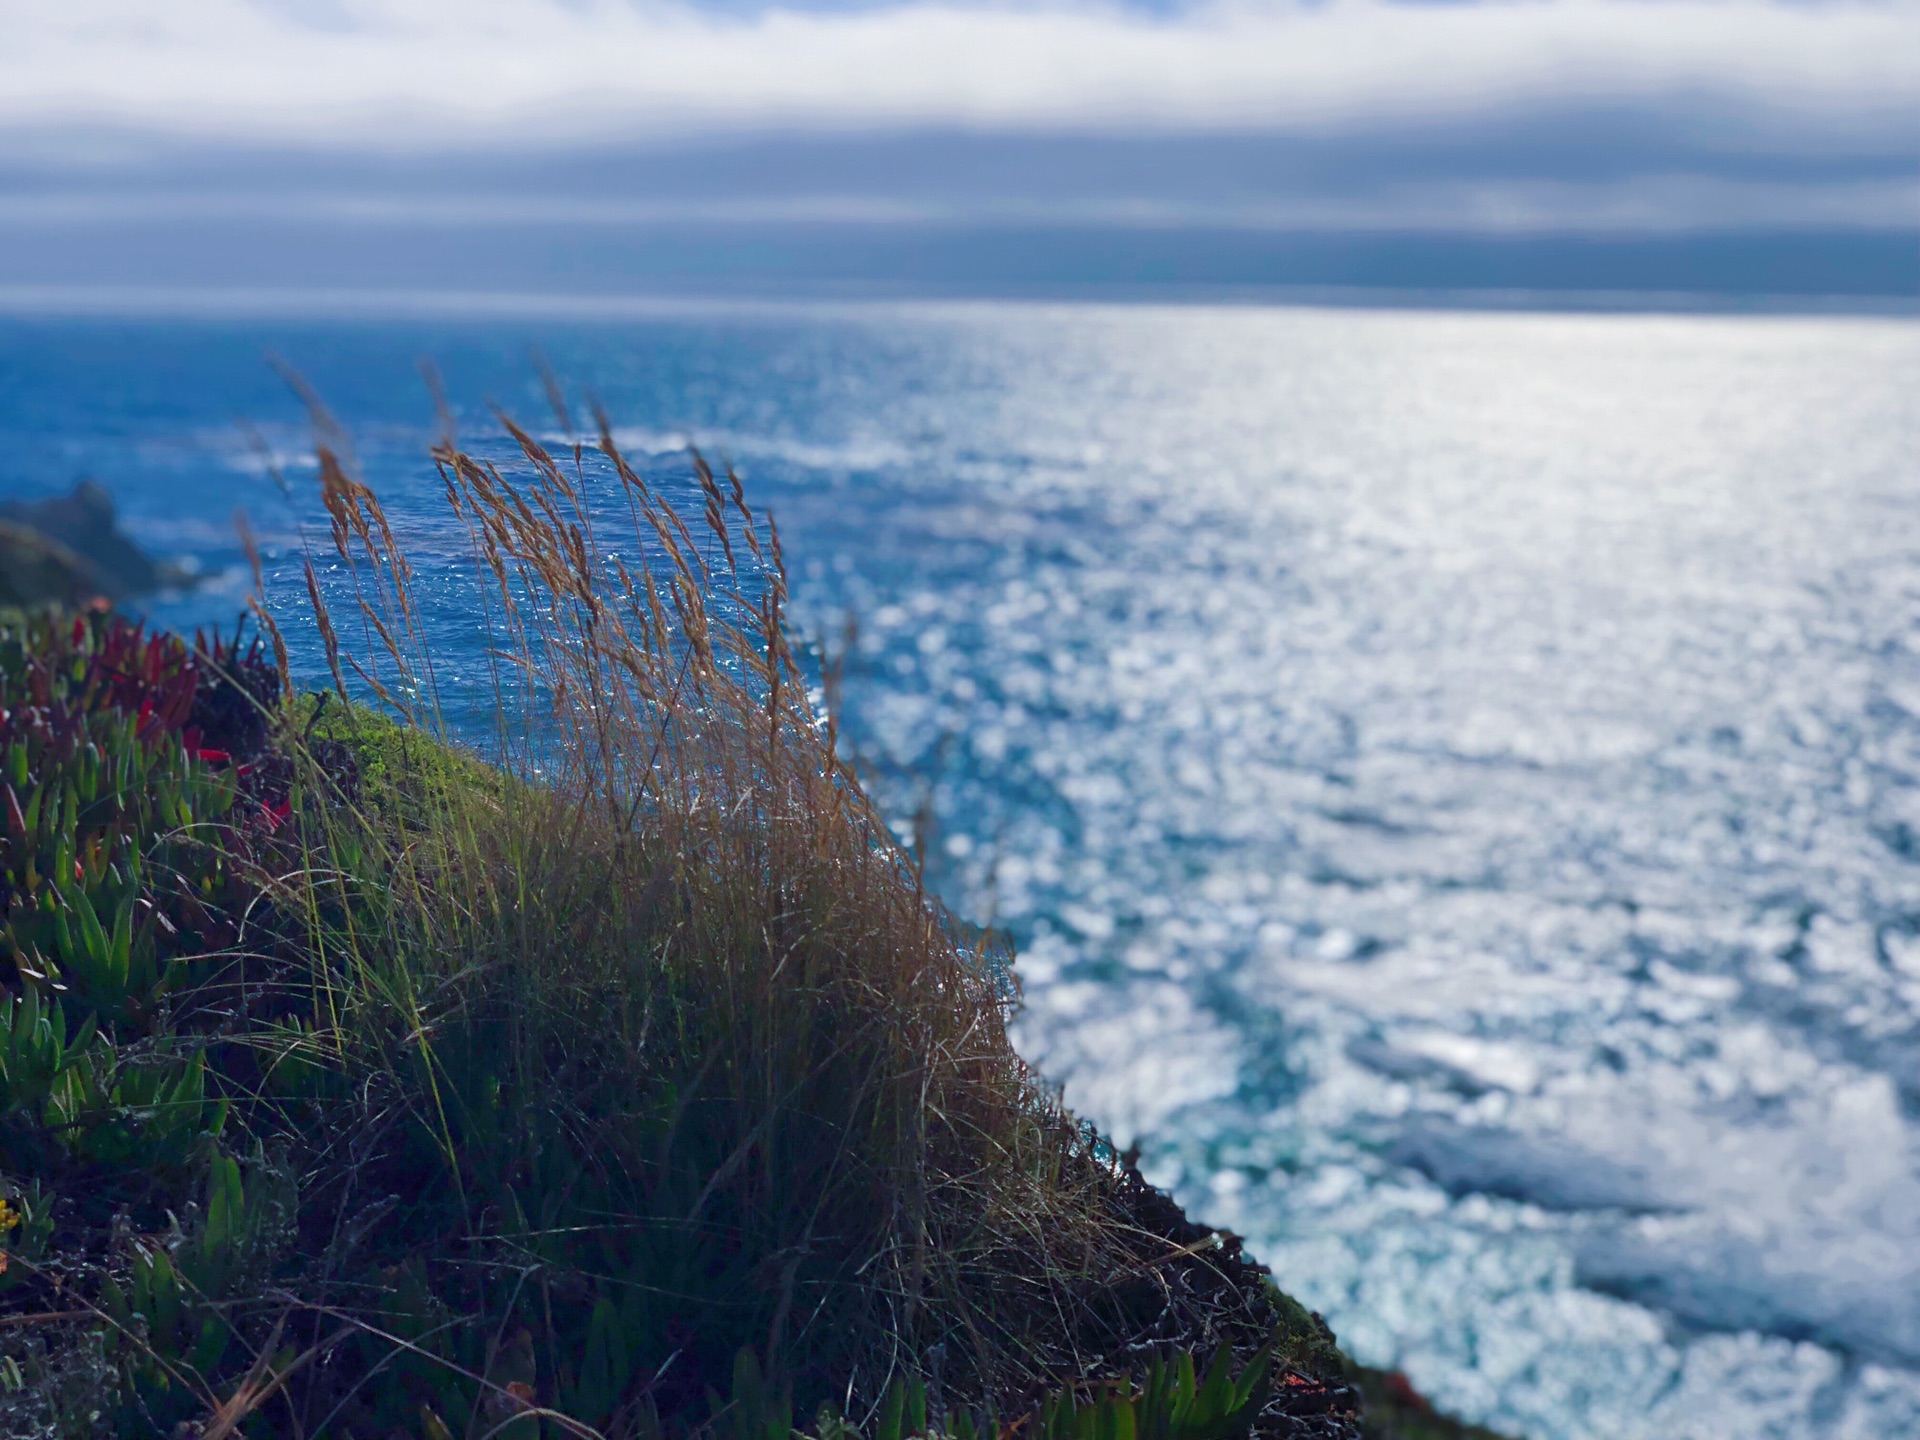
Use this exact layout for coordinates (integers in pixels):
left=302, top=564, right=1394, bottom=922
left=0, top=281, right=1915, bottom=325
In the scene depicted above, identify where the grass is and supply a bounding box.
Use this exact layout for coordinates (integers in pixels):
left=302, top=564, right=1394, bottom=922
left=0, top=394, right=1484, bottom=1440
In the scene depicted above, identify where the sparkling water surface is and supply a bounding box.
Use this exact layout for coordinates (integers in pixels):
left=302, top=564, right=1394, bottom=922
left=3, top=303, right=1919, bottom=1440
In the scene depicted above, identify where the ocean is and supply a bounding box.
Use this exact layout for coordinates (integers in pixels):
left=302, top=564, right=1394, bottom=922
left=3, top=299, right=1918, bottom=1439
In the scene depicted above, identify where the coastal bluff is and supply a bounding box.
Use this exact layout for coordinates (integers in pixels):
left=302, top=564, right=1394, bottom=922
left=0, top=479, right=186, bottom=607
left=0, top=434, right=1510, bottom=1440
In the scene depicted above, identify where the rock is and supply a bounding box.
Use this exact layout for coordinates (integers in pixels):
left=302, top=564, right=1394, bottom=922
left=0, top=480, right=188, bottom=602
left=0, top=520, right=105, bottom=608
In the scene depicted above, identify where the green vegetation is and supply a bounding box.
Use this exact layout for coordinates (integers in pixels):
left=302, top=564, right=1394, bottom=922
left=0, top=408, right=1493, bottom=1439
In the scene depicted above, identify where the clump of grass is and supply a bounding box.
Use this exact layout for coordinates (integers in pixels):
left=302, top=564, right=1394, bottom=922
left=0, top=392, right=1364, bottom=1439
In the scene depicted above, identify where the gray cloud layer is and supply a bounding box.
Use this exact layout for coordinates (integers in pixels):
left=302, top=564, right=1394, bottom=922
left=8, top=0, right=1915, bottom=141
left=1, top=1, right=1913, bottom=295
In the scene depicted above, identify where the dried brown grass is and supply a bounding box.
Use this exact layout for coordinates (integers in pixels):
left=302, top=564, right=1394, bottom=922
left=271, top=394, right=1237, bottom=1431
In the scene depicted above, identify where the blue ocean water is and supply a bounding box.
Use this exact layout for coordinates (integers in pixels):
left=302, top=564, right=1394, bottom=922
left=4, top=301, right=1920, bottom=1440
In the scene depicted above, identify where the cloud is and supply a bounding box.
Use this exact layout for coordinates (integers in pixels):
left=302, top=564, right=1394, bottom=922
left=0, top=1, right=1910, bottom=292
left=3, top=0, right=1915, bottom=146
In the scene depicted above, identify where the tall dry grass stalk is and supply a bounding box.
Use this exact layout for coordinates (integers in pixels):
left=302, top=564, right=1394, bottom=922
left=275, top=397, right=1153, bottom=1429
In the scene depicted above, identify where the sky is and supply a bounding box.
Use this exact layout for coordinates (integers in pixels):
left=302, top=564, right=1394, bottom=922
left=2, top=0, right=1916, bottom=302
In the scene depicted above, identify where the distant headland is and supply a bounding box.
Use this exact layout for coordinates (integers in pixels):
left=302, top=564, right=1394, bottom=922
left=0, top=479, right=193, bottom=608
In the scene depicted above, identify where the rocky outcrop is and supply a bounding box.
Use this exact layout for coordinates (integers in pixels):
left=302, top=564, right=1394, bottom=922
left=0, top=520, right=103, bottom=608
left=0, top=480, right=187, bottom=607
